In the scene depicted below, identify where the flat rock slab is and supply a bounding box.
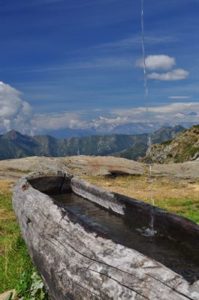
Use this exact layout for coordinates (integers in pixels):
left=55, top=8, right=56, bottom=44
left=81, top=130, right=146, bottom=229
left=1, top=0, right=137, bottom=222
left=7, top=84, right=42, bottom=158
left=63, top=155, right=145, bottom=176
left=152, top=161, right=199, bottom=179
left=0, top=155, right=199, bottom=180
left=0, top=156, right=145, bottom=179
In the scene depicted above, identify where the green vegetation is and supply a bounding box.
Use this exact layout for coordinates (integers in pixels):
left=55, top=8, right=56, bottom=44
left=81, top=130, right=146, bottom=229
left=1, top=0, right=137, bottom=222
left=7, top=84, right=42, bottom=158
left=85, top=175, right=199, bottom=224
left=174, top=144, right=199, bottom=163
left=145, top=124, right=199, bottom=163
left=161, top=139, right=172, bottom=145
left=150, top=197, right=199, bottom=224
left=0, top=182, right=47, bottom=299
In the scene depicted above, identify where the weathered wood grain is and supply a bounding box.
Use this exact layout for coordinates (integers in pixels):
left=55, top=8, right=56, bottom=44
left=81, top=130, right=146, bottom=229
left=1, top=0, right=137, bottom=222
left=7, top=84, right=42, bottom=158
left=13, top=172, right=199, bottom=300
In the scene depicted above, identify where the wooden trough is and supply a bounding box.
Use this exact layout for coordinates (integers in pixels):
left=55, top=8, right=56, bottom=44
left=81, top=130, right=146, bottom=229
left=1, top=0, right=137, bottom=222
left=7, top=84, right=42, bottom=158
left=13, top=171, right=199, bottom=300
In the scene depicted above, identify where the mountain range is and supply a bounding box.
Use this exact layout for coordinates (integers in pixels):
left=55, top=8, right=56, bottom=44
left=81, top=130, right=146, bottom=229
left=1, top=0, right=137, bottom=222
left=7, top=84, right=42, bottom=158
left=40, top=121, right=197, bottom=138
left=0, top=126, right=184, bottom=160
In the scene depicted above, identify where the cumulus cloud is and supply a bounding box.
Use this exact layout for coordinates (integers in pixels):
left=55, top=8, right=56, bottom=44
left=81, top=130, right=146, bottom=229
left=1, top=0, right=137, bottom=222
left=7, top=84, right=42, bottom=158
left=136, top=54, right=189, bottom=81
left=147, top=69, right=189, bottom=81
left=137, top=55, right=175, bottom=71
left=0, top=81, right=32, bottom=133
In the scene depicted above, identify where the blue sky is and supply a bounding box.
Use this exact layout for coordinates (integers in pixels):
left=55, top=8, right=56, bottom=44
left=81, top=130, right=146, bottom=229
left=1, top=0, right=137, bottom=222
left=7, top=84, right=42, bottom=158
left=0, top=0, right=198, bottom=134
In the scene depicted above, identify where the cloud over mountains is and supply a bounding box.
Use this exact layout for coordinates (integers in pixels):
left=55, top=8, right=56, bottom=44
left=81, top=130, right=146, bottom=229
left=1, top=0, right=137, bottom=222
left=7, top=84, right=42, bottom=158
left=0, top=82, right=32, bottom=133
left=0, top=82, right=198, bottom=135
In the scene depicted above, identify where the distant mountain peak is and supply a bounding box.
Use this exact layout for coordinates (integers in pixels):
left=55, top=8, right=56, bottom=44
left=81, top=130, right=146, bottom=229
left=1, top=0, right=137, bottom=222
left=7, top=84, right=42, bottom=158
left=4, top=129, right=23, bottom=140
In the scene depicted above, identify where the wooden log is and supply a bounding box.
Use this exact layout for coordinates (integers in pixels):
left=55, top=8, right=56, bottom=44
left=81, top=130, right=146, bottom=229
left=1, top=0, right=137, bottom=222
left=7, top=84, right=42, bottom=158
left=13, top=171, right=199, bottom=300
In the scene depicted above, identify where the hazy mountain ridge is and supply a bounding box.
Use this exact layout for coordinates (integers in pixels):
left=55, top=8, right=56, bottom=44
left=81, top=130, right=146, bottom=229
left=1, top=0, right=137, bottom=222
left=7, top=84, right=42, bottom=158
left=38, top=122, right=194, bottom=138
left=114, top=125, right=184, bottom=160
left=144, top=125, right=199, bottom=163
left=0, top=126, right=184, bottom=160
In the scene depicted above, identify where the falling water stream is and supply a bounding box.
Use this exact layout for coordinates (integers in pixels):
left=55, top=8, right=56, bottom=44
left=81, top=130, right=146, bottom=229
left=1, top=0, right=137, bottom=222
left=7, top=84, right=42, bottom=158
left=140, top=0, right=156, bottom=237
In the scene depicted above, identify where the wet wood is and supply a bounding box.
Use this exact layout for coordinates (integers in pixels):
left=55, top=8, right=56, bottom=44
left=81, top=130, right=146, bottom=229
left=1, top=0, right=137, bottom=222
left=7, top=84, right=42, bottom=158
left=13, top=171, right=199, bottom=300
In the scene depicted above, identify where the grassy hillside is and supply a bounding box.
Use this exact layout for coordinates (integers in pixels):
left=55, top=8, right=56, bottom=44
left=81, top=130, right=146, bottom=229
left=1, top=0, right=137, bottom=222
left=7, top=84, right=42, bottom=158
left=144, top=125, right=199, bottom=163
left=114, top=125, right=184, bottom=160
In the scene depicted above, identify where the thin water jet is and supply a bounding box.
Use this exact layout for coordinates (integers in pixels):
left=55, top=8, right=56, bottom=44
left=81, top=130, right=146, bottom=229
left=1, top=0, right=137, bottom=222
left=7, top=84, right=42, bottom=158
left=140, top=0, right=156, bottom=236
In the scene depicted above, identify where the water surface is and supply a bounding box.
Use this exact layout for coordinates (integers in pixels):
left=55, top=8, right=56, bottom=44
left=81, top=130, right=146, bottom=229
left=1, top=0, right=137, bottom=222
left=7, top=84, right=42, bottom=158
left=52, top=193, right=199, bottom=283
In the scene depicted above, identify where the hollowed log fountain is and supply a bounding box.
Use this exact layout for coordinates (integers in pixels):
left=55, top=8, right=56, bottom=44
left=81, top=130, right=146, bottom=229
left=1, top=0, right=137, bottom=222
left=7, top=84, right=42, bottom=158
left=13, top=171, right=199, bottom=300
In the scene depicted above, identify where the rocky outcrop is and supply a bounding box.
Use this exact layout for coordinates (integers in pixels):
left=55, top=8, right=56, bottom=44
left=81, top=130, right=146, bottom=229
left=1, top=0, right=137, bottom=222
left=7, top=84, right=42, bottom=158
left=0, top=155, right=199, bottom=181
left=0, top=155, right=145, bottom=179
left=144, top=125, right=199, bottom=163
left=151, top=160, right=199, bottom=179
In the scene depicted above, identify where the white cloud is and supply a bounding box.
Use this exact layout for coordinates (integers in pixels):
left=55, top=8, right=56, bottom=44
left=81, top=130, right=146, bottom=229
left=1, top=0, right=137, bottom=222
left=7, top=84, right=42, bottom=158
left=169, top=96, right=191, bottom=100
left=111, top=102, right=199, bottom=125
left=147, top=69, right=189, bottom=81
left=32, top=102, right=199, bottom=133
left=137, top=55, right=176, bottom=71
left=0, top=81, right=197, bottom=135
left=0, top=82, right=32, bottom=133
left=32, top=112, right=87, bottom=131
left=136, top=54, right=189, bottom=81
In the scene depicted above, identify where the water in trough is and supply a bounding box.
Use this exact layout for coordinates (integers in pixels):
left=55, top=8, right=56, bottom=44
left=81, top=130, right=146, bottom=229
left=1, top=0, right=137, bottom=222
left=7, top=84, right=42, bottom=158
left=52, top=192, right=199, bottom=284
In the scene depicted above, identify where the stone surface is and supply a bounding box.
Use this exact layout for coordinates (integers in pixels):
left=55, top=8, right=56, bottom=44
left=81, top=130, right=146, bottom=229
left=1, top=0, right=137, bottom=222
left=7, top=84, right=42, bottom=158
left=152, top=160, right=199, bottom=179
left=0, top=155, right=199, bottom=181
left=0, top=290, right=16, bottom=300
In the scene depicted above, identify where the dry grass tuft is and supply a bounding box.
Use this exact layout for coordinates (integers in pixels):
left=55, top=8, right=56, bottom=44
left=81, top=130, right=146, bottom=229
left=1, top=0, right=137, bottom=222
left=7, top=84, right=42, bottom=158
left=83, top=175, right=199, bottom=223
left=84, top=175, right=199, bottom=201
left=0, top=180, right=14, bottom=195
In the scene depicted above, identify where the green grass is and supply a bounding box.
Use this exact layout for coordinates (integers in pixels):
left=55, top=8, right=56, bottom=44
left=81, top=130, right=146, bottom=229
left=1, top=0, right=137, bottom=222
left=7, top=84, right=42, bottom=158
left=153, top=197, right=199, bottom=224
left=0, top=191, right=31, bottom=293
left=0, top=189, right=47, bottom=299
